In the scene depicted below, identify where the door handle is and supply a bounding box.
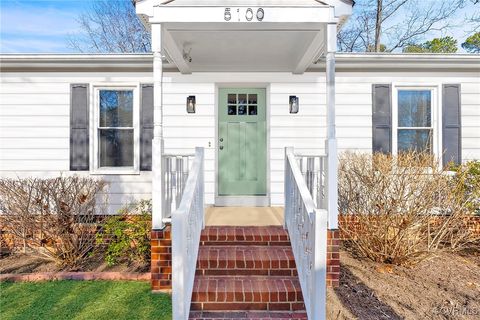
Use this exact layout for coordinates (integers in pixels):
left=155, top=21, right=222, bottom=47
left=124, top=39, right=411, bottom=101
left=219, top=146, right=224, bottom=150
left=220, top=138, right=224, bottom=142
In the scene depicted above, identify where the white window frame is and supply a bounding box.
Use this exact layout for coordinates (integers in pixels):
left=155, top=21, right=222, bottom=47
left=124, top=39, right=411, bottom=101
left=392, top=84, right=441, bottom=162
left=90, top=84, right=140, bottom=175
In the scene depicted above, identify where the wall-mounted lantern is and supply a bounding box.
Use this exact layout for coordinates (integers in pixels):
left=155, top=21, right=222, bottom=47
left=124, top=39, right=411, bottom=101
left=289, top=95, right=299, bottom=114
left=186, top=95, right=196, bottom=113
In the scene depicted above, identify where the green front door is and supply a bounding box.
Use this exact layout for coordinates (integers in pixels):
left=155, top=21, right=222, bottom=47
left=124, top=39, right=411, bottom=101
left=218, top=88, right=267, bottom=196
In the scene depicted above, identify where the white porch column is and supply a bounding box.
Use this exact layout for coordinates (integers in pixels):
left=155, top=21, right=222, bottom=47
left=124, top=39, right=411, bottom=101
left=325, top=22, right=338, bottom=230
left=152, top=24, right=165, bottom=230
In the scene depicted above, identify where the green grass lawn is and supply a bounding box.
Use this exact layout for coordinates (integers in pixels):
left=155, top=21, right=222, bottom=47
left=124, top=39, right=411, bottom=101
left=0, top=281, right=172, bottom=320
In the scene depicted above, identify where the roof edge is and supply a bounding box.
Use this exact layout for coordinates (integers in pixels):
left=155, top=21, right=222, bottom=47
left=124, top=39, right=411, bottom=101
left=1, top=53, right=479, bottom=72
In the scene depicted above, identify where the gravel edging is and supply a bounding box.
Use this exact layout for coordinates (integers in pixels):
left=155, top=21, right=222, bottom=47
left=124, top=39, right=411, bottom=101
left=0, top=272, right=150, bottom=282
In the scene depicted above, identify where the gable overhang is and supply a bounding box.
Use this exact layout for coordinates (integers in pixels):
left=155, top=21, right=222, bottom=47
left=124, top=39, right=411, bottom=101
left=135, top=1, right=353, bottom=74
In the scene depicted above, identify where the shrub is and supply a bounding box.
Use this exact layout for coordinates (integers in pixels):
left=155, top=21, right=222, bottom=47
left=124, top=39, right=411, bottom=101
left=338, top=152, right=479, bottom=266
left=0, top=176, right=107, bottom=267
left=448, top=160, right=480, bottom=214
left=97, top=200, right=151, bottom=266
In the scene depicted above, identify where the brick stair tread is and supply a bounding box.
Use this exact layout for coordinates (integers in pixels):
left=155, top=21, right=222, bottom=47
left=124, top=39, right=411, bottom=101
left=200, top=226, right=290, bottom=245
left=191, top=275, right=303, bottom=304
left=196, top=246, right=296, bottom=272
left=189, top=311, right=308, bottom=319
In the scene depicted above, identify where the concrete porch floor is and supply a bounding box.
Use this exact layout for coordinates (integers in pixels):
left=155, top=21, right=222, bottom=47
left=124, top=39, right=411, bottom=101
left=205, top=207, right=284, bottom=226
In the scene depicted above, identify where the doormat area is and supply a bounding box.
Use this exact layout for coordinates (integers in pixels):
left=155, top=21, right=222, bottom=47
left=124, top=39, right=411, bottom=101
left=205, top=207, right=284, bottom=226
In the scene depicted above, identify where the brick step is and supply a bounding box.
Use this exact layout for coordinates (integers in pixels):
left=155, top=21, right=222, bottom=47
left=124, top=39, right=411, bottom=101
left=200, top=226, right=290, bottom=246
left=196, top=246, right=297, bottom=276
left=189, top=311, right=308, bottom=319
left=191, top=275, right=304, bottom=311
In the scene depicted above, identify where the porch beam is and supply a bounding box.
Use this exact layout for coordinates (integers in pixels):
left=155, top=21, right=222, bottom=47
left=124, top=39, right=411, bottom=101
left=152, top=23, right=165, bottom=230
left=325, top=22, right=338, bottom=230
left=162, top=28, right=192, bottom=75
left=293, top=30, right=325, bottom=74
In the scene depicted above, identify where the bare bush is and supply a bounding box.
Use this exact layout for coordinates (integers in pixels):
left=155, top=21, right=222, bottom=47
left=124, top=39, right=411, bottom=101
left=338, top=152, right=479, bottom=266
left=0, top=176, right=107, bottom=267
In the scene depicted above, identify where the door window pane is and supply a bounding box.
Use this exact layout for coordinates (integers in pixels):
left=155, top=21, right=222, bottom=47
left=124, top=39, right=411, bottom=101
left=238, top=105, right=247, bottom=115
left=99, top=90, right=133, bottom=127
left=99, top=129, right=134, bottom=167
left=248, top=105, right=257, bottom=115
left=238, top=94, right=247, bottom=105
left=228, top=94, right=237, bottom=104
left=228, top=105, right=237, bottom=115
left=398, top=90, right=431, bottom=127
left=248, top=94, right=257, bottom=104
left=398, top=129, right=432, bottom=153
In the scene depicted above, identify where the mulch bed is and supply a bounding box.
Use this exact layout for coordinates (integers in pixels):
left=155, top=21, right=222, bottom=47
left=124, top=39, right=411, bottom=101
left=0, top=251, right=150, bottom=283
left=327, top=249, right=480, bottom=320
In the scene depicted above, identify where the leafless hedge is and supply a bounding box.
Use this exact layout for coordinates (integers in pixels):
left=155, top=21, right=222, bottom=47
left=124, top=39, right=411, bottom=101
left=338, top=152, right=479, bottom=266
left=0, top=176, right=107, bottom=268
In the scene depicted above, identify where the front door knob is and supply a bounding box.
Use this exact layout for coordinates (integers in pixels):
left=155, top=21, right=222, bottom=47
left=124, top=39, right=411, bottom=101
left=220, top=138, right=224, bottom=142
left=219, top=146, right=224, bottom=150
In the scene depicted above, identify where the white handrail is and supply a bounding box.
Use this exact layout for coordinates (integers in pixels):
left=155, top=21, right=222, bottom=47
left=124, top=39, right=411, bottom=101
left=284, top=147, right=328, bottom=320
left=171, top=147, right=205, bottom=320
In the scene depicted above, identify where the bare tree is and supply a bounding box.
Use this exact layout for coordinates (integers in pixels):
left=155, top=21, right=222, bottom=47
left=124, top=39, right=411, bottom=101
left=339, top=0, right=467, bottom=52
left=374, top=0, right=383, bottom=52
left=68, top=0, right=150, bottom=53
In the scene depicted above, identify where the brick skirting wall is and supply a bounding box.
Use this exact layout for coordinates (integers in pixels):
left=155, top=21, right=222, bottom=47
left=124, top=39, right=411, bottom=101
left=338, top=214, right=480, bottom=240
left=327, top=229, right=341, bottom=288
left=151, top=226, right=172, bottom=292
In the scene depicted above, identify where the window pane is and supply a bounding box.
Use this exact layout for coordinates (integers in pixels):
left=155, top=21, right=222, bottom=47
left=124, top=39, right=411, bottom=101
left=238, top=94, right=247, bottom=105
left=238, top=105, right=247, bottom=115
left=228, top=94, right=237, bottom=104
left=398, top=90, right=431, bottom=127
left=228, top=105, right=237, bottom=115
left=248, top=105, right=257, bottom=115
left=99, top=90, right=133, bottom=127
left=398, top=129, right=432, bottom=153
left=248, top=94, right=257, bottom=104
left=99, top=129, right=134, bottom=167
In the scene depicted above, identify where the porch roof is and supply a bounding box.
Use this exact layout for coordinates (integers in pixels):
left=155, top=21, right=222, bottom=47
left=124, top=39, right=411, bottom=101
left=135, top=0, right=354, bottom=74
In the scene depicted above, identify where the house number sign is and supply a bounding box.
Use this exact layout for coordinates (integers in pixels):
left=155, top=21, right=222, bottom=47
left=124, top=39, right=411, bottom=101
left=224, top=8, right=264, bottom=22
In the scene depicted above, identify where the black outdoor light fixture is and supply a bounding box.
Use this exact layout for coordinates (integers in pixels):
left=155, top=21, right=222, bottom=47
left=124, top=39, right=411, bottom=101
left=289, top=95, right=299, bottom=114
left=186, top=95, right=196, bottom=113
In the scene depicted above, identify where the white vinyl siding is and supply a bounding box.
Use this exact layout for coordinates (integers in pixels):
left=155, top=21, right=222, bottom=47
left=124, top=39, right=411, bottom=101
left=1, top=70, right=479, bottom=208
left=0, top=73, right=152, bottom=214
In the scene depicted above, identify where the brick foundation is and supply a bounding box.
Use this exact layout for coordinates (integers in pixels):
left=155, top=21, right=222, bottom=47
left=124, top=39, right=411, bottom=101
left=326, top=229, right=341, bottom=288
left=151, top=226, right=172, bottom=292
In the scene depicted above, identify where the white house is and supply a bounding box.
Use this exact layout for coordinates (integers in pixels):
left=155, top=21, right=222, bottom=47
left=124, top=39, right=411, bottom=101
left=1, top=1, right=479, bottom=319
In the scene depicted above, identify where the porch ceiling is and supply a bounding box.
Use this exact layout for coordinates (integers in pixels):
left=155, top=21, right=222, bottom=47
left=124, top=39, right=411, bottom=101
left=167, top=29, right=323, bottom=72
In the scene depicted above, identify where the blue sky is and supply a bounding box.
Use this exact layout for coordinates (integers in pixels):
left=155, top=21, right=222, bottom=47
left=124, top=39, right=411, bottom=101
left=0, top=0, right=92, bottom=53
left=0, top=0, right=477, bottom=53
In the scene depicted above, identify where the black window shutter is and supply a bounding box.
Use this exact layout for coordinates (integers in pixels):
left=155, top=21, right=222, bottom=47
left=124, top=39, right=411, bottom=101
left=140, top=84, right=154, bottom=171
left=372, top=84, right=392, bottom=154
left=442, top=84, right=462, bottom=166
left=70, top=84, right=89, bottom=171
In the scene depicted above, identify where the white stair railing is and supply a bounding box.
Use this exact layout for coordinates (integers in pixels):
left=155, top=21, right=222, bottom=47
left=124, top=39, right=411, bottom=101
left=284, top=147, right=328, bottom=320
left=171, top=147, right=205, bottom=320
left=163, top=153, right=194, bottom=218
left=295, top=154, right=327, bottom=210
